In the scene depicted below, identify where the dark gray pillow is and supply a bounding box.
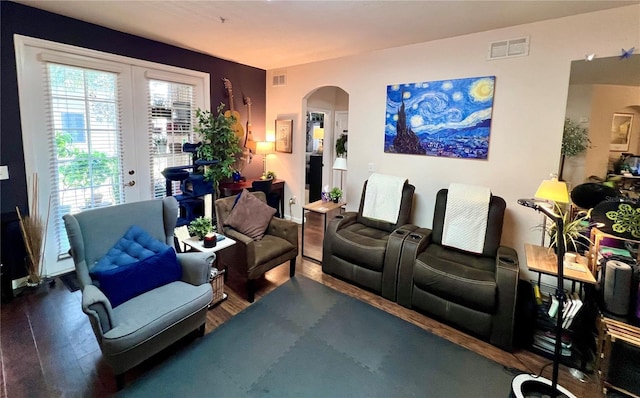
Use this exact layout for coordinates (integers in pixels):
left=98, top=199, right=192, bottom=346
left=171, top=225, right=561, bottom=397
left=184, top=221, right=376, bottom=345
left=225, top=189, right=276, bottom=240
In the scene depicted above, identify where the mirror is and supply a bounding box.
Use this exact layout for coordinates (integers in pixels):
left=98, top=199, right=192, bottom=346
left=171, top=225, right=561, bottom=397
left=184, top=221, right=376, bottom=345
left=561, top=54, right=640, bottom=197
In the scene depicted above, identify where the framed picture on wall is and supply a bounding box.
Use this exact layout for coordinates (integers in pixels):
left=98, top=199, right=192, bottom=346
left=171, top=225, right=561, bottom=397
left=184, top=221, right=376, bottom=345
left=275, top=119, right=293, bottom=153
left=610, top=113, right=634, bottom=151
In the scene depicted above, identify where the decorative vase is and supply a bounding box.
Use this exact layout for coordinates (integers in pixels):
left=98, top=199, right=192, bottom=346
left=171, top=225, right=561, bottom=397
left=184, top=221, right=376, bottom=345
left=232, top=171, right=241, bottom=183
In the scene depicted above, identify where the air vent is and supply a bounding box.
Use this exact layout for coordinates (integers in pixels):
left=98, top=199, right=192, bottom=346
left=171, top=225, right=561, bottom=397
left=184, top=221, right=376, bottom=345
left=488, top=37, right=529, bottom=60
left=272, top=70, right=287, bottom=86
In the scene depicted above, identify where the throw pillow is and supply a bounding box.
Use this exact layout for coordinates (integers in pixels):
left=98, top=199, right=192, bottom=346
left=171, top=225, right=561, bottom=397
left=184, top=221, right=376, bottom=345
left=90, top=246, right=182, bottom=307
left=224, top=189, right=276, bottom=240
left=95, top=225, right=170, bottom=270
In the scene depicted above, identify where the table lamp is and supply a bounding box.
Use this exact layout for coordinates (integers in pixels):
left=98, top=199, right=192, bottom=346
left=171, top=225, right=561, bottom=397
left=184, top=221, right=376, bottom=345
left=332, top=157, right=347, bottom=191
left=313, top=128, right=324, bottom=153
left=513, top=176, right=576, bottom=398
left=255, top=141, right=274, bottom=178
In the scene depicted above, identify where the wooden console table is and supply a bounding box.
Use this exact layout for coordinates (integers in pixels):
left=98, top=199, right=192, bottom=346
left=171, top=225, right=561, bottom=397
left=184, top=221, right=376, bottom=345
left=219, top=178, right=285, bottom=217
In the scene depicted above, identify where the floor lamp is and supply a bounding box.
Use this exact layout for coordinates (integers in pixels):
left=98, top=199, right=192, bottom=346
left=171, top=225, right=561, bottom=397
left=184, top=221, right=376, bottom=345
left=513, top=176, right=576, bottom=398
left=332, top=157, right=347, bottom=191
left=256, top=141, right=274, bottom=178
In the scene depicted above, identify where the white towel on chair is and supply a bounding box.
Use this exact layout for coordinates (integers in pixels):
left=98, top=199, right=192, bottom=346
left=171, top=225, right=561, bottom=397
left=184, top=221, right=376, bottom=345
left=362, top=173, right=407, bottom=224
left=442, top=183, right=491, bottom=254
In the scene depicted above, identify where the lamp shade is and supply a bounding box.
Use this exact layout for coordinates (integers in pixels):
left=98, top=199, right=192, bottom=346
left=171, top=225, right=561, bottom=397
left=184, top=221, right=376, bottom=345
left=333, top=157, right=347, bottom=171
left=255, top=141, right=274, bottom=155
left=313, top=128, right=324, bottom=140
left=535, top=177, right=570, bottom=203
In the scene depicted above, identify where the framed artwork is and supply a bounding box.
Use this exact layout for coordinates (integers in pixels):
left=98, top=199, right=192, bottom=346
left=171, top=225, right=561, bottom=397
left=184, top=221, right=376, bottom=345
left=275, top=119, right=293, bottom=153
left=610, top=113, right=634, bottom=151
left=385, top=76, right=495, bottom=159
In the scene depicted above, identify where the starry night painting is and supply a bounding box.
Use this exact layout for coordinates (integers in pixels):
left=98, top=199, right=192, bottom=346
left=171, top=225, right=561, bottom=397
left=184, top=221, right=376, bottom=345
left=385, top=76, right=495, bottom=159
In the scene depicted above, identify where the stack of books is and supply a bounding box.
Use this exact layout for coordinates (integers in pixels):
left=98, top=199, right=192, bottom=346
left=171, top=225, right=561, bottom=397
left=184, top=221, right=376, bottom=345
left=532, top=329, right=572, bottom=357
left=546, top=292, right=584, bottom=330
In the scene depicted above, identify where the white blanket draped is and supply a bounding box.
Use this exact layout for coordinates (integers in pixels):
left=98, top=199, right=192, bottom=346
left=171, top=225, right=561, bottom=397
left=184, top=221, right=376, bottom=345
left=442, top=183, right=491, bottom=254
left=362, top=173, right=407, bottom=224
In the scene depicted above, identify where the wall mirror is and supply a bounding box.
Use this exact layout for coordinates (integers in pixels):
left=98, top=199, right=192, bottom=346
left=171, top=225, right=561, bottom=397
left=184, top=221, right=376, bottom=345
left=561, top=54, right=640, bottom=198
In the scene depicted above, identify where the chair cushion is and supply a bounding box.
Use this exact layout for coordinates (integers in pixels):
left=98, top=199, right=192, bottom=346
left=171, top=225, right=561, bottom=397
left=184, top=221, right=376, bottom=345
left=91, top=247, right=182, bottom=307
left=103, top=281, right=212, bottom=355
left=225, top=189, right=276, bottom=240
left=332, top=223, right=390, bottom=272
left=413, top=245, right=497, bottom=313
left=95, top=225, right=170, bottom=269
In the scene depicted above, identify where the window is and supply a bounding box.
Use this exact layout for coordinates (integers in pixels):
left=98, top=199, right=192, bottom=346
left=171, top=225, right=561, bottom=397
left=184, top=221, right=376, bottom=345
left=15, top=35, right=209, bottom=276
left=47, top=63, right=123, bottom=255
left=148, top=80, right=196, bottom=199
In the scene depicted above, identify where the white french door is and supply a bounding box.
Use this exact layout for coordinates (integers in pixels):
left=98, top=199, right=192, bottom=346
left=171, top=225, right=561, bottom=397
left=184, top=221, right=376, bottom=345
left=14, top=35, right=209, bottom=277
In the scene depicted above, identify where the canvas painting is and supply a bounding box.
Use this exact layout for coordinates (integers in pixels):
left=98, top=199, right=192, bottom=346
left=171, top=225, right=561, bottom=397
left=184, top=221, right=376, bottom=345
left=385, top=76, right=495, bottom=159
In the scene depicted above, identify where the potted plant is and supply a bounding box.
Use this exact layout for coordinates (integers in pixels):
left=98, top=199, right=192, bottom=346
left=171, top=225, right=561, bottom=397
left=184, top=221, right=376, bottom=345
left=336, top=133, right=348, bottom=157
left=559, top=118, right=590, bottom=180
left=194, top=103, right=242, bottom=189
left=265, top=170, right=276, bottom=179
left=329, top=187, right=343, bottom=203
left=188, top=216, right=213, bottom=240
left=544, top=204, right=592, bottom=254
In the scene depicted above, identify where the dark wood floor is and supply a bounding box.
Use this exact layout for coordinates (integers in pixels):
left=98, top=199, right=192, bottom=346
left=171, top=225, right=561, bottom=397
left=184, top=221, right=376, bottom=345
left=1, top=212, right=604, bottom=397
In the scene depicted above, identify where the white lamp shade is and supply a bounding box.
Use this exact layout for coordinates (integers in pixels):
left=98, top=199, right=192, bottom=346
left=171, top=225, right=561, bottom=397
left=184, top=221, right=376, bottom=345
left=333, top=157, right=347, bottom=171
left=256, top=141, right=274, bottom=155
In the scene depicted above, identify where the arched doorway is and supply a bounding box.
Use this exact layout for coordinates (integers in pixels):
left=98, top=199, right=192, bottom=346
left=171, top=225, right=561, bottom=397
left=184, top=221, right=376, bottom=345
left=303, top=86, right=349, bottom=204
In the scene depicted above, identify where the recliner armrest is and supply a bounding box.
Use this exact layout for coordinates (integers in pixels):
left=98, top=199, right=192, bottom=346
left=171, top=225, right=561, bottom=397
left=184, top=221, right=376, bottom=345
left=177, top=252, right=213, bottom=285
left=82, top=284, right=115, bottom=337
left=491, top=245, right=520, bottom=351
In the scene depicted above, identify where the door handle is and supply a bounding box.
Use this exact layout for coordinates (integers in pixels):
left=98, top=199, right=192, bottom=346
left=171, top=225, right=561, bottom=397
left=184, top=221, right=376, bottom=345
left=124, top=180, right=136, bottom=187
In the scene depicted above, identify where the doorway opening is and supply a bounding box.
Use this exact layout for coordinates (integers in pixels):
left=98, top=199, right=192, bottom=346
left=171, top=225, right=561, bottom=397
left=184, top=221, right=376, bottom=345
left=303, top=86, right=349, bottom=205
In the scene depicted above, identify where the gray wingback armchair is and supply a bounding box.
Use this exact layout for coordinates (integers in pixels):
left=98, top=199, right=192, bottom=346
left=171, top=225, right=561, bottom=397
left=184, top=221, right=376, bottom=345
left=322, top=179, right=416, bottom=301
left=63, top=196, right=213, bottom=389
left=396, top=189, right=519, bottom=351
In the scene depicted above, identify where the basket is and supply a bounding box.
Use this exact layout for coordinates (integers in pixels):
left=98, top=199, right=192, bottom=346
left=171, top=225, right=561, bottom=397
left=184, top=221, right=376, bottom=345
left=210, top=268, right=226, bottom=306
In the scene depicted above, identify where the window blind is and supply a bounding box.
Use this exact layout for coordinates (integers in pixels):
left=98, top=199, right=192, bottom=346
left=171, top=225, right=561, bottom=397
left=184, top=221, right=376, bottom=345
left=46, top=63, right=123, bottom=256
left=147, top=79, right=195, bottom=199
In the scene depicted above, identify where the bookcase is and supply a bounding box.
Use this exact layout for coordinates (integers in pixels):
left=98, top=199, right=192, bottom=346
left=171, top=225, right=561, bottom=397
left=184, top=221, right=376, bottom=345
left=588, top=227, right=640, bottom=273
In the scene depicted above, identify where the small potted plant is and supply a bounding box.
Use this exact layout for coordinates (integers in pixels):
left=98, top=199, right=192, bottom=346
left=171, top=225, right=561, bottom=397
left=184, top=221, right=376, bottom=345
left=265, top=170, right=276, bottom=179
left=188, top=216, right=213, bottom=241
left=329, top=187, right=343, bottom=203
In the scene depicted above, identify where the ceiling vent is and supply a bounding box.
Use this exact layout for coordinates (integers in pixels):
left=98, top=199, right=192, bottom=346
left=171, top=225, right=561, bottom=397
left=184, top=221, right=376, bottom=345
left=272, top=70, right=287, bottom=86
left=488, top=37, right=529, bottom=60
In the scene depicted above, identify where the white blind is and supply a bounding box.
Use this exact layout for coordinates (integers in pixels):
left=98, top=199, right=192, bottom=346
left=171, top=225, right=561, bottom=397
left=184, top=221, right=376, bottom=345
left=148, top=79, right=195, bottom=199
left=46, top=63, right=123, bottom=256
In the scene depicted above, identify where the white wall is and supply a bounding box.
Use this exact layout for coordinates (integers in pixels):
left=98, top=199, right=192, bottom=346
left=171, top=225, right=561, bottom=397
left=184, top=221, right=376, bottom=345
left=266, top=5, right=640, bottom=279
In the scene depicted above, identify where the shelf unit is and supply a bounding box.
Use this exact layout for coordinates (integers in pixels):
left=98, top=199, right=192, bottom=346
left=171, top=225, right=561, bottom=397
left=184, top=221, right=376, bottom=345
left=588, top=227, right=640, bottom=274
left=596, top=316, right=640, bottom=397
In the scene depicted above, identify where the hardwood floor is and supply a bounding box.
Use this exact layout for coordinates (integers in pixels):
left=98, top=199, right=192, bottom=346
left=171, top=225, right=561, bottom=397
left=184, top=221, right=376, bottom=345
left=1, top=212, right=604, bottom=397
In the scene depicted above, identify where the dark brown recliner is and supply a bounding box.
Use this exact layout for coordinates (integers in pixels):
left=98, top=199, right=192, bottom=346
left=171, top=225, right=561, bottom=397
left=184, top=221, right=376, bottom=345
left=396, top=188, right=519, bottom=351
left=215, top=191, right=298, bottom=302
left=322, top=180, right=416, bottom=301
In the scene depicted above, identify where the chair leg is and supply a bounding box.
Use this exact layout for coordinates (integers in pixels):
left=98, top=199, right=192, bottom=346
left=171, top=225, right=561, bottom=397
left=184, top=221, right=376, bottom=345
left=197, top=323, right=205, bottom=337
left=247, top=279, right=255, bottom=303
left=289, top=258, right=296, bottom=277
left=116, top=373, right=125, bottom=390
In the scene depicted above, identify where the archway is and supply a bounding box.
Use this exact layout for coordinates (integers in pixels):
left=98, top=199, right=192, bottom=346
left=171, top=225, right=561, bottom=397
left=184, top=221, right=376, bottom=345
left=302, top=86, right=349, bottom=204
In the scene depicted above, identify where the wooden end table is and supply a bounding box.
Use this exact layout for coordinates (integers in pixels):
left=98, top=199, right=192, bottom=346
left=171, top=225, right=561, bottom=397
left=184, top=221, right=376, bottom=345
left=301, top=200, right=345, bottom=263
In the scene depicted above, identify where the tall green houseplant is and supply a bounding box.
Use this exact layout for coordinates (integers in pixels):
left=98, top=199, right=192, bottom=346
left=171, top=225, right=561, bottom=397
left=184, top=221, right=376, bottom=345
left=194, top=103, right=241, bottom=188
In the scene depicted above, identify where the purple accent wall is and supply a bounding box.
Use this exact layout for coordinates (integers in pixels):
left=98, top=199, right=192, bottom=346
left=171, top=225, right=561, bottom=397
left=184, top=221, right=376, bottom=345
left=0, top=1, right=266, bottom=214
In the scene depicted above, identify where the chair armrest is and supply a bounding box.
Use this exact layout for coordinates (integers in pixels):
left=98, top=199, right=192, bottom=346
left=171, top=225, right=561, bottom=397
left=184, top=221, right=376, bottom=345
left=266, top=217, right=298, bottom=248
left=396, top=227, right=432, bottom=306
left=322, top=212, right=359, bottom=273
left=177, top=252, right=213, bottom=285
left=491, top=245, right=520, bottom=351
left=82, top=284, right=115, bottom=338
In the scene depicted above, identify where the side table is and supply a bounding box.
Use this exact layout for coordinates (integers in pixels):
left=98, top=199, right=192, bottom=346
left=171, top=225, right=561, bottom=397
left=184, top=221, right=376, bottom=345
left=302, top=200, right=345, bottom=263
left=179, top=233, right=236, bottom=308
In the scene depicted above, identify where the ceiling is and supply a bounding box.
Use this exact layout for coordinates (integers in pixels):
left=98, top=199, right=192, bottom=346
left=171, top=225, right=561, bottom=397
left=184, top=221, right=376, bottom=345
left=14, top=0, right=639, bottom=70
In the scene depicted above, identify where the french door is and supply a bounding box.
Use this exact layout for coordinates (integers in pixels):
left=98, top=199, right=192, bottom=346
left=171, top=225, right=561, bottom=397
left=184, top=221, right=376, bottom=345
left=14, top=35, right=209, bottom=276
